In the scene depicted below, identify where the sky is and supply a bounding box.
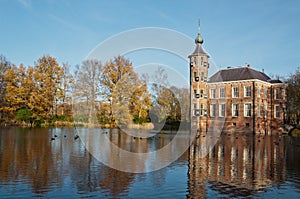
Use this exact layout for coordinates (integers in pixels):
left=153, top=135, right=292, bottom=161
left=0, top=0, right=300, bottom=79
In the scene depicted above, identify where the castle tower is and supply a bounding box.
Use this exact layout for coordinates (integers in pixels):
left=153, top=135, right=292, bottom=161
left=189, top=21, right=210, bottom=134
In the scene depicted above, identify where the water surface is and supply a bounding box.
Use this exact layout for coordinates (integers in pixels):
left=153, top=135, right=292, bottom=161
left=0, top=128, right=299, bottom=198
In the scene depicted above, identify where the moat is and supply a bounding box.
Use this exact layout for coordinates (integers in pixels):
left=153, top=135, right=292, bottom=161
left=0, top=128, right=299, bottom=198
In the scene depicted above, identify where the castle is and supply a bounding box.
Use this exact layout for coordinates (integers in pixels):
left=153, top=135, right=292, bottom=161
left=189, top=25, right=286, bottom=134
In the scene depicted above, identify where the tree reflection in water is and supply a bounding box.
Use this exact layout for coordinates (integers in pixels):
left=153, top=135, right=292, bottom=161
left=0, top=128, right=299, bottom=198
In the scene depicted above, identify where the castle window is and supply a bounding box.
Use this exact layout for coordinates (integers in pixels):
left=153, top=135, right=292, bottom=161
left=193, top=57, right=197, bottom=65
left=210, top=88, right=216, bottom=98
left=264, top=89, right=267, bottom=99
left=246, top=123, right=250, bottom=128
left=257, top=87, right=261, bottom=98
left=257, top=104, right=261, bottom=117
left=244, top=86, right=251, bottom=97
left=282, top=89, right=286, bottom=100
left=194, top=72, right=199, bottom=82
left=244, top=103, right=252, bottom=117
left=219, top=104, right=225, bottom=117
left=232, top=87, right=239, bottom=98
left=219, top=87, right=225, bottom=98
left=232, top=103, right=239, bottom=117
left=201, top=71, right=204, bottom=81
left=264, top=104, right=268, bottom=118
left=274, top=105, right=280, bottom=118
left=210, top=104, right=216, bottom=117
left=274, top=89, right=280, bottom=100
left=194, top=90, right=199, bottom=98
left=200, top=103, right=204, bottom=116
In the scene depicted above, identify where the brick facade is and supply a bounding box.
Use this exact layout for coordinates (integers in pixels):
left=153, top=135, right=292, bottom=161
left=189, top=31, right=286, bottom=135
left=206, top=78, right=286, bottom=134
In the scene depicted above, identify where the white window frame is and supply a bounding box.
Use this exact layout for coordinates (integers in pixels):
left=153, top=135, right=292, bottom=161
left=232, top=87, right=239, bottom=98
left=257, top=87, right=261, bottom=98
left=244, top=103, right=252, bottom=117
left=219, top=87, right=225, bottom=98
left=264, top=104, right=268, bottom=118
left=210, top=104, right=216, bottom=117
left=257, top=103, right=261, bottom=118
left=274, top=105, right=280, bottom=118
left=219, top=104, right=225, bottom=117
left=232, top=103, right=239, bottom=117
left=244, top=86, right=251, bottom=97
left=264, top=89, right=267, bottom=99
left=210, top=88, right=216, bottom=99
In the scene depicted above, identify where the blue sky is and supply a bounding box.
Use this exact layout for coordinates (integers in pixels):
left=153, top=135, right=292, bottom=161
left=0, top=0, right=300, bottom=79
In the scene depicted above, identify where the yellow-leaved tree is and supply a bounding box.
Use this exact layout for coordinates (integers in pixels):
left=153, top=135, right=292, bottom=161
left=0, top=55, right=11, bottom=121
left=100, top=56, right=151, bottom=128
left=28, top=56, right=63, bottom=121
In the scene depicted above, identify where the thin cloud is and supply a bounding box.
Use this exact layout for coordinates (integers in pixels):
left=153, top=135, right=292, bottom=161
left=48, top=13, right=96, bottom=38
left=48, top=14, right=76, bottom=31
left=18, top=0, right=32, bottom=9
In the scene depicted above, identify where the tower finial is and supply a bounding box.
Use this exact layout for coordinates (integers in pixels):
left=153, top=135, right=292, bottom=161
left=198, top=18, right=200, bottom=34
left=195, top=19, right=203, bottom=44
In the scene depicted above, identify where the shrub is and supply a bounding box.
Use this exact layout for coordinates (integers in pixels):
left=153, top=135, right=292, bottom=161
left=15, top=108, right=32, bottom=123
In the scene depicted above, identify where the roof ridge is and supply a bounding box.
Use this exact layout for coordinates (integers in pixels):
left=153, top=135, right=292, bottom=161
left=209, top=65, right=271, bottom=83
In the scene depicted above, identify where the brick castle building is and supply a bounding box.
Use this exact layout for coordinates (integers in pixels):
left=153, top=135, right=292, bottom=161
left=189, top=25, right=286, bottom=134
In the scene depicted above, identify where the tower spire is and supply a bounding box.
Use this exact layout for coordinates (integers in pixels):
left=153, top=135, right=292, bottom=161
left=195, top=19, right=203, bottom=44
left=198, top=18, right=200, bottom=34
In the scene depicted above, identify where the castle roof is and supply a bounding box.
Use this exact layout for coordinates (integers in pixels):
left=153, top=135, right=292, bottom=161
left=188, top=20, right=210, bottom=58
left=189, top=43, right=209, bottom=57
left=208, top=66, right=281, bottom=83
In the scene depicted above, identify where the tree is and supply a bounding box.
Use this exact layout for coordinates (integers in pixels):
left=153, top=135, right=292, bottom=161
left=72, top=59, right=103, bottom=124
left=100, top=56, right=151, bottom=127
left=151, top=67, right=172, bottom=123
left=0, top=55, right=11, bottom=121
left=150, top=67, right=189, bottom=126
left=3, top=65, right=30, bottom=119
left=286, top=68, right=300, bottom=124
left=28, top=56, right=63, bottom=121
left=55, top=63, right=73, bottom=117
left=129, top=80, right=151, bottom=124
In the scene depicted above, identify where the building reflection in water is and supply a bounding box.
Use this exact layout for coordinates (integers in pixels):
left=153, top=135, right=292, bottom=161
left=187, top=133, right=286, bottom=198
left=0, top=128, right=298, bottom=198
